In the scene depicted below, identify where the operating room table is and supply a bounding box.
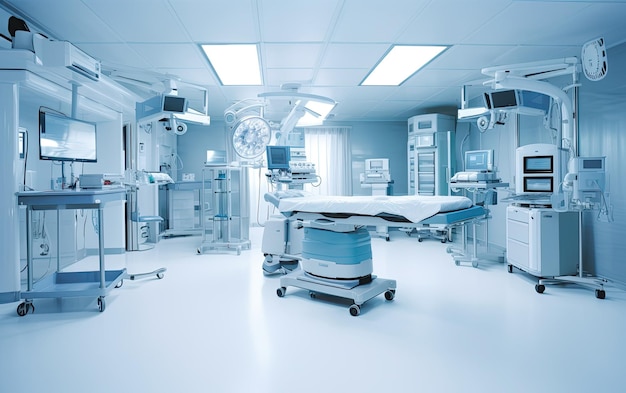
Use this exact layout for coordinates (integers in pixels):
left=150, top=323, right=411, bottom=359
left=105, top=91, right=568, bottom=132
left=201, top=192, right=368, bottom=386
left=265, top=192, right=487, bottom=315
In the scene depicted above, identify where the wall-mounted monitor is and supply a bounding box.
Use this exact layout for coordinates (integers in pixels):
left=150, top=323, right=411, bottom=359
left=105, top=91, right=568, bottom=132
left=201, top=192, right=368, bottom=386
left=266, top=145, right=291, bottom=170
left=39, top=110, right=97, bottom=162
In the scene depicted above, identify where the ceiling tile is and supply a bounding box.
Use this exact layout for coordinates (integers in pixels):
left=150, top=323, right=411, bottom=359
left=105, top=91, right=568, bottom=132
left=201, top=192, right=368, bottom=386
left=314, top=68, right=369, bottom=86
left=82, top=0, right=188, bottom=42
left=264, top=68, right=315, bottom=86
left=397, top=0, right=509, bottom=45
left=263, top=43, right=323, bottom=68
left=259, top=0, right=339, bottom=42
left=331, top=0, right=429, bottom=43
left=464, top=2, right=589, bottom=45
left=169, top=0, right=259, bottom=42
left=129, top=43, right=207, bottom=68
left=320, top=43, right=389, bottom=68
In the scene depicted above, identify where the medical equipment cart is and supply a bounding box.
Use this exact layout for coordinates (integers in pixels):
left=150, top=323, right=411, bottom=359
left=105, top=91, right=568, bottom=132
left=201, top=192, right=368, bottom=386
left=447, top=181, right=508, bottom=267
left=16, top=189, right=127, bottom=315
left=198, top=165, right=251, bottom=255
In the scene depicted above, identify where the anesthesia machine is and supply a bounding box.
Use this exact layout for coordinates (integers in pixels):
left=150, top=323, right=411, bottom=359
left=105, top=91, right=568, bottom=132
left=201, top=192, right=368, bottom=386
left=261, top=145, right=318, bottom=275
left=360, top=158, right=393, bottom=240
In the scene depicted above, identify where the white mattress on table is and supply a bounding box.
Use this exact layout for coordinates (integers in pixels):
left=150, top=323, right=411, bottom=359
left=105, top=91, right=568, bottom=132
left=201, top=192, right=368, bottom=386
left=273, top=194, right=473, bottom=224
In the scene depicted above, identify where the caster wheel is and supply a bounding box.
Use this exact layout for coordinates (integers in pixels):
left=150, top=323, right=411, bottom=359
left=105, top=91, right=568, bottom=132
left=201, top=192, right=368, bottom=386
left=349, top=304, right=361, bottom=317
left=309, top=292, right=317, bottom=299
left=385, top=236, right=390, bottom=242
left=454, top=260, right=460, bottom=266
left=97, top=297, right=106, bottom=312
left=115, top=280, right=124, bottom=289
left=595, top=289, right=606, bottom=299
left=156, top=273, right=164, bottom=279
left=471, top=261, right=478, bottom=268
left=535, top=284, right=545, bottom=294
left=441, top=238, right=447, bottom=244
left=384, top=290, right=395, bottom=301
left=418, top=238, right=423, bottom=242
left=16, top=302, right=33, bottom=317
left=196, top=248, right=201, bottom=254
left=276, top=287, right=286, bottom=297
left=507, top=264, right=513, bottom=273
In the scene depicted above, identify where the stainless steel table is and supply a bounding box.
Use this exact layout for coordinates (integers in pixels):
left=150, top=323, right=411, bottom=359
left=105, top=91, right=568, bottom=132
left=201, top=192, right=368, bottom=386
left=16, top=188, right=127, bottom=315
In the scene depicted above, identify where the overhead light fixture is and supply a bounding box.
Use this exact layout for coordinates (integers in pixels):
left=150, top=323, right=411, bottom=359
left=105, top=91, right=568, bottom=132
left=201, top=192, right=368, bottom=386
left=201, top=44, right=262, bottom=86
left=361, top=45, right=448, bottom=86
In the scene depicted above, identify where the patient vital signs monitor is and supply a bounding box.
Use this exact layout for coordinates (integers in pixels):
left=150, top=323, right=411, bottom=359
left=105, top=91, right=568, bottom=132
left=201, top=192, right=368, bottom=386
left=266, top=145, right=291, bottom=170
left=465, top=150, right=494, bottom=172
left=515, top=143, right=566, bottom=194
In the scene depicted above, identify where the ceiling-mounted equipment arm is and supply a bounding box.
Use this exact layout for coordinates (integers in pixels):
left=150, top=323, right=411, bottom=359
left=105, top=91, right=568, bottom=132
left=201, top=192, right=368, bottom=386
left=482, top=57, right=579, bottom=151
left=276, top=101, right=306, bottom=145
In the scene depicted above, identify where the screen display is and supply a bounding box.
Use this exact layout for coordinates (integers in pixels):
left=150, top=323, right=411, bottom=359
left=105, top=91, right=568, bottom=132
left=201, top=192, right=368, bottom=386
left=524, top=156, right=553, bottom=173
left=369, top=160, right=383, bottom=169
left=465, top=150, right=492, bottom=171
left=162, top=95, right=187, bottom=113
left=490, top=90, right=518, bottom=108
left=524, top=177, right=553, bottom=192
left=39, top=111, right=97, bottom=162
left=583, top=159, right=603, bottom=169
left=266, top=146, right=291, bottom=170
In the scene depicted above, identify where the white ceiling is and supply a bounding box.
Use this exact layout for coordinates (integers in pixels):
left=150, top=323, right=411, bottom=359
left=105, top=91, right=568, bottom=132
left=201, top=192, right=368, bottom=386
left=1, top=0, right=625, bottom=122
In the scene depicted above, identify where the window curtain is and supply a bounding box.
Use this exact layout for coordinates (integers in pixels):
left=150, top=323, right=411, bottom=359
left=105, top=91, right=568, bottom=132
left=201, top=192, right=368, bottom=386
left=303, top=126, right=352, bottom=196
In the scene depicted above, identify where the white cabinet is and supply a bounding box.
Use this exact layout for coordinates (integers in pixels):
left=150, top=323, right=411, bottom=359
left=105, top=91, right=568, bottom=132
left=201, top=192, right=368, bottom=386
left=506, top=206, right=579, bottom=277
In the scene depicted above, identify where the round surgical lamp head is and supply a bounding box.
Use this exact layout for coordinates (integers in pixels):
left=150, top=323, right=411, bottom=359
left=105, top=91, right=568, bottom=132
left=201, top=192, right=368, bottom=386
left=231, top=116, right=272, bottom=159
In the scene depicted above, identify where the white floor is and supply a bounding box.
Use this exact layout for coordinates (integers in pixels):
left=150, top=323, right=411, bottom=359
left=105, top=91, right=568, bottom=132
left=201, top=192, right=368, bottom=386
left=1, top=227, right=625, bottom=393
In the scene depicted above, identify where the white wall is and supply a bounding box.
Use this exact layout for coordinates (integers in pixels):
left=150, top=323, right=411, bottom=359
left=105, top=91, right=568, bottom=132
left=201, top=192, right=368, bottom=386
left=578, top=42, right=626, bottom=285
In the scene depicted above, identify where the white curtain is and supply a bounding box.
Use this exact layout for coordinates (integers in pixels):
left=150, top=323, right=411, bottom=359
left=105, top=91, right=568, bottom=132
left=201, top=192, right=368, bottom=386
left=248, top=126, right=352, bottom=226
left=303, top=126, right=352, bottom=196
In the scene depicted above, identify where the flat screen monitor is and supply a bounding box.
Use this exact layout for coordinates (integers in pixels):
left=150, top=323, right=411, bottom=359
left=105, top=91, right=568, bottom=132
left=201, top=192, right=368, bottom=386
left=484, top=90, right=518, bottom=109
left=366, top=158, right=389, bottom=171
left=523, top=156, right=553, bottom=173
left=266, top=145, right=291, bottom=170
left=465, top=150, right=493, bottom=172
left=162, top=95, right=188, bottom=113
left=39, top=111, right=97, bottom=162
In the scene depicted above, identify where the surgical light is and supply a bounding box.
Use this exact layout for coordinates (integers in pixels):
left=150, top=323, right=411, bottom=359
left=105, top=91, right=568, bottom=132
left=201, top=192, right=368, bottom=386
left=361, top=45, right=448, bottom=86
left=201, top=44, right=262, bottom=86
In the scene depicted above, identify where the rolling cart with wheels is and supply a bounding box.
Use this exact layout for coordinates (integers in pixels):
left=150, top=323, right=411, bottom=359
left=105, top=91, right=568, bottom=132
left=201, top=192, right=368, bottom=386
left=16, top=189, right=129, bottom=316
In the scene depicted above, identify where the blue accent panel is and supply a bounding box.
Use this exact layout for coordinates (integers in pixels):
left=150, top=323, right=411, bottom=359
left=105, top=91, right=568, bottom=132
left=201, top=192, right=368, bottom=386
left=302, top=227, right=372, bottom=265
left=420, top=206, right=485, bottom=225
left=0, top=291, right=20, bottom=304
